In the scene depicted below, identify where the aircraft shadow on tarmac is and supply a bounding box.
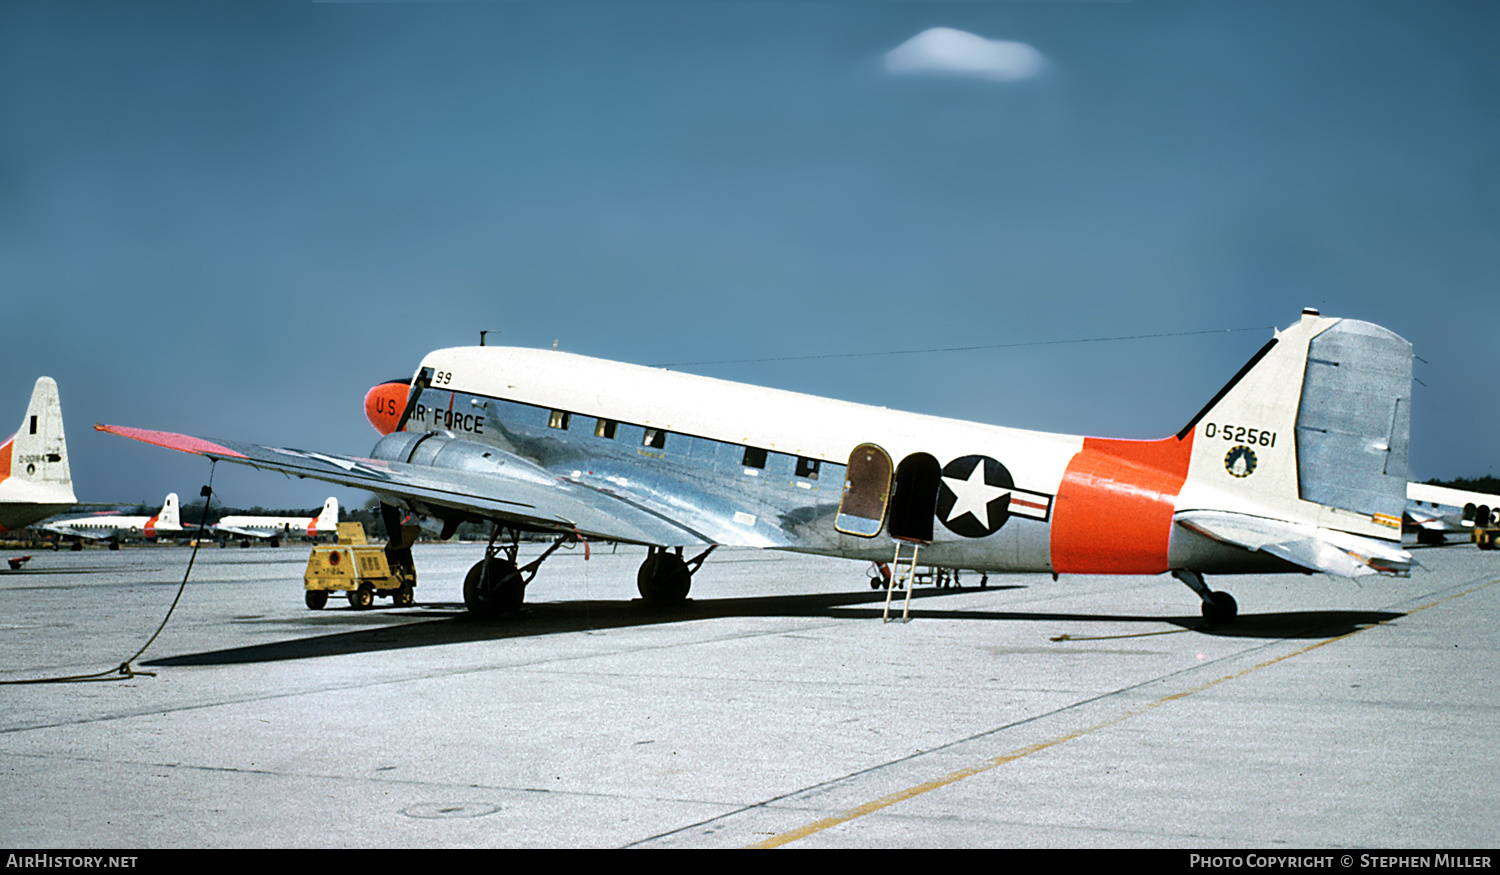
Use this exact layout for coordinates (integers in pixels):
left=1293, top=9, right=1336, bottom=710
left=144, top=586, right=1405, bottom=667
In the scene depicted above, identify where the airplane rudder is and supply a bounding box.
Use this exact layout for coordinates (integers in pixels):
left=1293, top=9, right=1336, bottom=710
left=1293, top=317, right=1412, bottom=525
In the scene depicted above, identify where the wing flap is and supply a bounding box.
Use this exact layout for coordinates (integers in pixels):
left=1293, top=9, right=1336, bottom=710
left=1176, top=509, right=1412, bottom=577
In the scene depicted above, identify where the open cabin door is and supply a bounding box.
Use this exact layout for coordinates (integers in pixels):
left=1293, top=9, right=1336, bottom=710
left=888, top=452, right=940, bottom=544
left=835, top=443, right=894, bottom=537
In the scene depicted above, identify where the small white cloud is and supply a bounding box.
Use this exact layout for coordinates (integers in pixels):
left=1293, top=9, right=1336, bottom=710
left=884, top=27, right=1044, bottom=83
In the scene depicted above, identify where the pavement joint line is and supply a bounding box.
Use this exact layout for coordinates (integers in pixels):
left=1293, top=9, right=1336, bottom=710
left=746, top=574, right=1500, bottom=848
left=0, top=613, right=860, bottom=735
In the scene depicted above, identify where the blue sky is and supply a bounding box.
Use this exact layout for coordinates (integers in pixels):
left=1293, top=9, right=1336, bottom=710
left=2, top=1, right=1496, bottom=511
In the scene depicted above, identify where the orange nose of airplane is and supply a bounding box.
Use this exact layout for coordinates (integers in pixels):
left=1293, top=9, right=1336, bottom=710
left=364, top=380, right=411, bottom=435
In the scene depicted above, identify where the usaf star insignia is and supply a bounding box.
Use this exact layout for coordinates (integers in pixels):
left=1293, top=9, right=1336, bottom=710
left=936, top=455, right=1052, bottom=538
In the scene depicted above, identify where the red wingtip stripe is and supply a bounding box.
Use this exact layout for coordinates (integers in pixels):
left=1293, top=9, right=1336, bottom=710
left=95, top=424, right=248, bottom=459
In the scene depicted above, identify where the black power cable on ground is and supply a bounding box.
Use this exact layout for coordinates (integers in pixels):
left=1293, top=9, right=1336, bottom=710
left=0, top=462, right=218, bottom=685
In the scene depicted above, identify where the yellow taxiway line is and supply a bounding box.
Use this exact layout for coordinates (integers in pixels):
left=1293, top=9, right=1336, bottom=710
left=752, top=576, right=1500, bottom=848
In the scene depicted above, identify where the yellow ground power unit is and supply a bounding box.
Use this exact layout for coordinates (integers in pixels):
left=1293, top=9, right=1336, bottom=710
left=303, top=522, right=419, bottom=609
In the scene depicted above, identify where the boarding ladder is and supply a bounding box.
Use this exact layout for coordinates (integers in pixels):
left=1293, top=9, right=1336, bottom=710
left=883, top=539, right=922, bottom=623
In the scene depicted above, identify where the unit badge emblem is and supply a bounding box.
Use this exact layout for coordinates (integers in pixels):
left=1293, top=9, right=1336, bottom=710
left=1225, top=445, right=1257, bottom=478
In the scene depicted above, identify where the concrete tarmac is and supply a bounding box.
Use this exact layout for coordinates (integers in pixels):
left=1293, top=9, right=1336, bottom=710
left=0, top=539, right=1496, bottom=848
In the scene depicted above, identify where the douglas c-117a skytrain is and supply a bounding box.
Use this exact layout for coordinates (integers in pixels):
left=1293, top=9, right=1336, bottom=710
left=100, top=308, right=1414, bottom=624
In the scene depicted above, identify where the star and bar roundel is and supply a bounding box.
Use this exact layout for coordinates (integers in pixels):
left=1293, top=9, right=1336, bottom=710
left=936, top=455, right=1054, bottom=538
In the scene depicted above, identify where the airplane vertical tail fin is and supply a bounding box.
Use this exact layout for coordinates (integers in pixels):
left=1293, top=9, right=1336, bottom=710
left=313, top=497, right=338, bottom=536
left=0, top=377, right=76, bottom=502
left=159, top=493, right=181, bottom=529
left=1173, top=309, right=1413, bottom=575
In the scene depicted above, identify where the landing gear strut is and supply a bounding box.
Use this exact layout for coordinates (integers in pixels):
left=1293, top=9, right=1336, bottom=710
left=463, top=525, right=574, bottom=619
left=1172, top=569, right=1238, bottom=625
left=637, top=546, right=714, bottom=607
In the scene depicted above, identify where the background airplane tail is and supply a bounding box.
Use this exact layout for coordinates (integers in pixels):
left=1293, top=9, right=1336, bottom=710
left=313, top=497, right=338, bottom=535
left=0, top=377, right=76, bottom=503
left=158, top=493, right=181, bottom=528
left=1174, top=309, right=1413, bottom=575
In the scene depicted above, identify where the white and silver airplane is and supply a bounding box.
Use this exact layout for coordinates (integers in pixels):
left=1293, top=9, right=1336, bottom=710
left=99, top=308, right=1413, bottom=623
left=44, top=493, right=183, bottom=550
left=214, top=497, right=339, bottom=547
left=0, top=377, right=76, bottom=534
left=1405, top=482, right=1499, bottom=546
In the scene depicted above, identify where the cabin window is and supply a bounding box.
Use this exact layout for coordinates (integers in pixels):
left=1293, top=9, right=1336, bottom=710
left=595, top=419, right=617, bottom=439
left=643, top=428, right=667, bottom=449
left=742, top=447, right=767, bottom=469
left=795, top=457, right=820, bottom=480
left=548, top=410, right=571, bottom=430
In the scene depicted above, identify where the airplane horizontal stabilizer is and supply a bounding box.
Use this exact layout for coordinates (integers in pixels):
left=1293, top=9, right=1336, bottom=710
left=1175, top=509, right=1412, bottom=578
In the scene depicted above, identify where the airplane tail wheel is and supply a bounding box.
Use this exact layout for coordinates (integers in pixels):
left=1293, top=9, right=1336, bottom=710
left=305, top=590, right=328, bottom=610
left=464, top=557, right=523, bottom=618
left=638, top=552, right=691, bottom=606
left=1201, top=591, right=1238, bottom=625
left=348, top=585, right=375, bottom=610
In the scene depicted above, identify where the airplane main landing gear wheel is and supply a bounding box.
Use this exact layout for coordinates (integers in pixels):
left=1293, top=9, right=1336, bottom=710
left=464, top=557, right=524, bottom=619
left=638, top=551, right=692, bottom=607
left=1201, top=591, right=1238, bottom=625
left=305, top=590, right=328, bottom=610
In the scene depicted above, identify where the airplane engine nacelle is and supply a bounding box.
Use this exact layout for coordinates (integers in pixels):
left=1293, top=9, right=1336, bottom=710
left=369, top=431, right=518, bottom=477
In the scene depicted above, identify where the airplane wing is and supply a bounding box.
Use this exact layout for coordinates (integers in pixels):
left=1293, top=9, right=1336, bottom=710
left=211, top=524, right=268, bottom=539
left=1175, top=510, right=1412, bottom=577
left=96, top=425, right=722, bottom=547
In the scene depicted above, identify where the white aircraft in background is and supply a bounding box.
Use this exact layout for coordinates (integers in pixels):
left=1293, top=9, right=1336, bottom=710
left=101, top=308, right=1413, bottom=624
left=44, top=493, right=182, bottom=550
left=214, top=497, right=339, bottom=547
left=0, top=377, right=76, bottom=534
left=1406, top=482, right=1499, bottom=546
